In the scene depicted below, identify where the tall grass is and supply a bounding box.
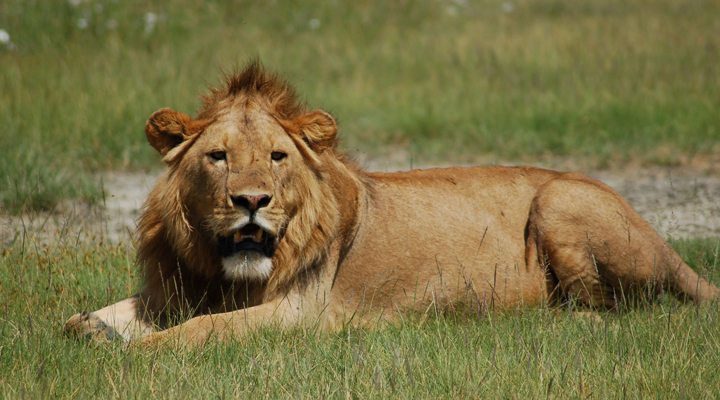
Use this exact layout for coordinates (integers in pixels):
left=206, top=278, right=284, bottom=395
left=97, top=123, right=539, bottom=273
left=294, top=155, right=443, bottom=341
left=0, top=238, right=719, bottom=398
left=2, top=0, right=719, bottom=210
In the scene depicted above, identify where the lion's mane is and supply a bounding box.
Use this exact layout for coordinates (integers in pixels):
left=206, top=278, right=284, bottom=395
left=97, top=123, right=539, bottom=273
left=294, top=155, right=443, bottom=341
left=136, top=63, right=359, bottom=323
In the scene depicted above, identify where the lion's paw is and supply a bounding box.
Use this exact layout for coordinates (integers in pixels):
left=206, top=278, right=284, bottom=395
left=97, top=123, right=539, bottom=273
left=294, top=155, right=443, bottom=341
left=64, top=311, right=122, bottom=343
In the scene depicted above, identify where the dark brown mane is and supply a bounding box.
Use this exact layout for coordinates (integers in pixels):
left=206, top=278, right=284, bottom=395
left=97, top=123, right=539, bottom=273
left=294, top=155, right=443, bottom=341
left=198, top=61, right=306, bottom=120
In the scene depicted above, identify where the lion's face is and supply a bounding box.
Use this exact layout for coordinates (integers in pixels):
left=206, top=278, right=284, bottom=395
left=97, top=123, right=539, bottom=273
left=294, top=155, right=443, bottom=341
left=186, top=106, right=299, bottom=280
left=144, top=96, right=337, bottom=281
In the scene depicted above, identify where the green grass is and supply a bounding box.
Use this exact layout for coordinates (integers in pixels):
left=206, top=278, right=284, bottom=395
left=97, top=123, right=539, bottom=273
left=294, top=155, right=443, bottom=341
left=2, top=2, right=718, bottom=395
left=1, top=238, right=719, bottom=398
left=1, top=0, right=720, bottom=210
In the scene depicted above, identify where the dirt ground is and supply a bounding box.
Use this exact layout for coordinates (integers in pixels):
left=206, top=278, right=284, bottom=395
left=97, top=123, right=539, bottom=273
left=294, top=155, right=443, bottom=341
left=2, top=164, right=719, bottom=248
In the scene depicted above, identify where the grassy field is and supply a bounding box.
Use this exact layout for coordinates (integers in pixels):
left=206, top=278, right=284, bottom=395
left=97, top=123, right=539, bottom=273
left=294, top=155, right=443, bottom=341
left=2, top=1, right=720, bottom=398
left=0, top=238, right=719, bottom=398
left=1, top=0, right=720, bottom=210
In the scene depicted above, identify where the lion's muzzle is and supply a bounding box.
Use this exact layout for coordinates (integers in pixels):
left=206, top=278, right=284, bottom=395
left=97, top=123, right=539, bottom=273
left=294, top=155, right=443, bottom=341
left=218, top=223, right=276, bottom=258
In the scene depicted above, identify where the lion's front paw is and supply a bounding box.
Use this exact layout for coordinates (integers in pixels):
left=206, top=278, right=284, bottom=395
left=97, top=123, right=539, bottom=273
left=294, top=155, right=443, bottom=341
left=64, top=312, right=122, bottom=343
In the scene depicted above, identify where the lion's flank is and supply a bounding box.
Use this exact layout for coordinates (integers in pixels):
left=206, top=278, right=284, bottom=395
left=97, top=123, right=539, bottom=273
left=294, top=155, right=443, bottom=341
left=199, top=60, right=306, bottom=120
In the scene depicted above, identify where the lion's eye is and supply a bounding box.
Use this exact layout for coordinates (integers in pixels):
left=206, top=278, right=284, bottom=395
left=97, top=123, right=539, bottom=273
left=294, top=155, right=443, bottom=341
left=271, top=151, right=287, bottom=161
left=208, top=151, right=226, bottom=162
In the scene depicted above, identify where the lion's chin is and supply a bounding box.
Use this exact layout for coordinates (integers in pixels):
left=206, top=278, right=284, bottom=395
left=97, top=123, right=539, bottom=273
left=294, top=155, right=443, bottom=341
left=221, top=252, right=273, bottom=281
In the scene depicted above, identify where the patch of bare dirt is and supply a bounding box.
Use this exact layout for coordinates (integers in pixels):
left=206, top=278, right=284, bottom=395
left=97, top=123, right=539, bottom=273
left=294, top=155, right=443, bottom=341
left=1, top=172, right=159, bottom=247
left=1, top=165, right=719, bottom=248
left=593, top=169, right=720, bottom=239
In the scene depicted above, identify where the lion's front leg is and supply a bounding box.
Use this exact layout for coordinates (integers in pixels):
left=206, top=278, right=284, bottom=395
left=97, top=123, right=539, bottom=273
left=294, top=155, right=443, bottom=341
left=64, top=295, right=155, bottom=342
left=138, top=296, right=304, bottom=348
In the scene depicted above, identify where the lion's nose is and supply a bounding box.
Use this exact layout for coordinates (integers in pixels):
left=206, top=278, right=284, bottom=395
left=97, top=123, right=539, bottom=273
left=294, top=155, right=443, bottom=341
left=231, top=193, right=272, bottom=212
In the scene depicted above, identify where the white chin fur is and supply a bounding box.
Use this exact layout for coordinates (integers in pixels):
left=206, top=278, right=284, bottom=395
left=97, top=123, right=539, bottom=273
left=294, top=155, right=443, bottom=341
left=222, top=252, right=273, bottom=280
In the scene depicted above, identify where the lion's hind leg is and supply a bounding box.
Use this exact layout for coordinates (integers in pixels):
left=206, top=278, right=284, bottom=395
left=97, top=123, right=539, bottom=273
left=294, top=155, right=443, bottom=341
left=529, top=223, right=619, bottom=308
left=528, top=175, right=719, bottom=308
left=545, top=242, right=620, bottom=308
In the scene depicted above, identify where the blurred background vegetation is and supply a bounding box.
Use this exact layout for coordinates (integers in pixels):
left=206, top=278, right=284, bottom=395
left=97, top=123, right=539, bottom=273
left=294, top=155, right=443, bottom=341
left=1, top=0, right=719, bottom=211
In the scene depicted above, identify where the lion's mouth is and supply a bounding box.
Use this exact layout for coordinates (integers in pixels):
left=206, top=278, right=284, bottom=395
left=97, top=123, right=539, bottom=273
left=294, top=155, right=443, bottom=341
left=218, top=223, right=276, bottom=258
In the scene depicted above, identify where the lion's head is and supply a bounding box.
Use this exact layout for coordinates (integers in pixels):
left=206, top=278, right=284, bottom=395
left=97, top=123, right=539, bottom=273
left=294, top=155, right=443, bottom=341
left=138, top=62, right=349, bottom=307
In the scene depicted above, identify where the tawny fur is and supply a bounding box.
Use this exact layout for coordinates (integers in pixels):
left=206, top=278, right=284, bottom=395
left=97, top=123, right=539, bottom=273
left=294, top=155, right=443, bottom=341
left=64, top=62, right=718, bottom=346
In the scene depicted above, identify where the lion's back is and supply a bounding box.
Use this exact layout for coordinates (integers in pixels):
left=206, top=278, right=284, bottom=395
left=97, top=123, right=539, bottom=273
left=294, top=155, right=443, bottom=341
left=329, top=166, right=560, bottom=312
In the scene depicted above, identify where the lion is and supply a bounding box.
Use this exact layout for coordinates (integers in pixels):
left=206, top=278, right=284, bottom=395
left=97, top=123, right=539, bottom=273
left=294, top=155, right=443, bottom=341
left=65, top=62, right=719, bottom=347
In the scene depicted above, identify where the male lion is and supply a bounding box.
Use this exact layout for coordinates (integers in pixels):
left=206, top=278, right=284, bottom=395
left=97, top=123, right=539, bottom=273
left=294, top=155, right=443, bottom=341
left=65, top=62, right=718, bottom=347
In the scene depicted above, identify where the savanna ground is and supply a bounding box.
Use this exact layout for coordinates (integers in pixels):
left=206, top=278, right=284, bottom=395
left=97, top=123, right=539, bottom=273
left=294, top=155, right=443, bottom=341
left=1, top=0, right=720, bottom=398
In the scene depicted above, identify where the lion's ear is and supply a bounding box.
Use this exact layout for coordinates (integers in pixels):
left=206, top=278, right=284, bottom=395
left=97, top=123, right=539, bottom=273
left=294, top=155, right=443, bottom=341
left=145, top=108, right=193, bottom=156
left=296, top=110, right=337, bottom=152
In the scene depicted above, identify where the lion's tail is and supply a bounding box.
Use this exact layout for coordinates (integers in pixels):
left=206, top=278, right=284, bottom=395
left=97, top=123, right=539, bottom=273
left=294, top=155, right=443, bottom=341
left=666, top=248, right=720, bottom=304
